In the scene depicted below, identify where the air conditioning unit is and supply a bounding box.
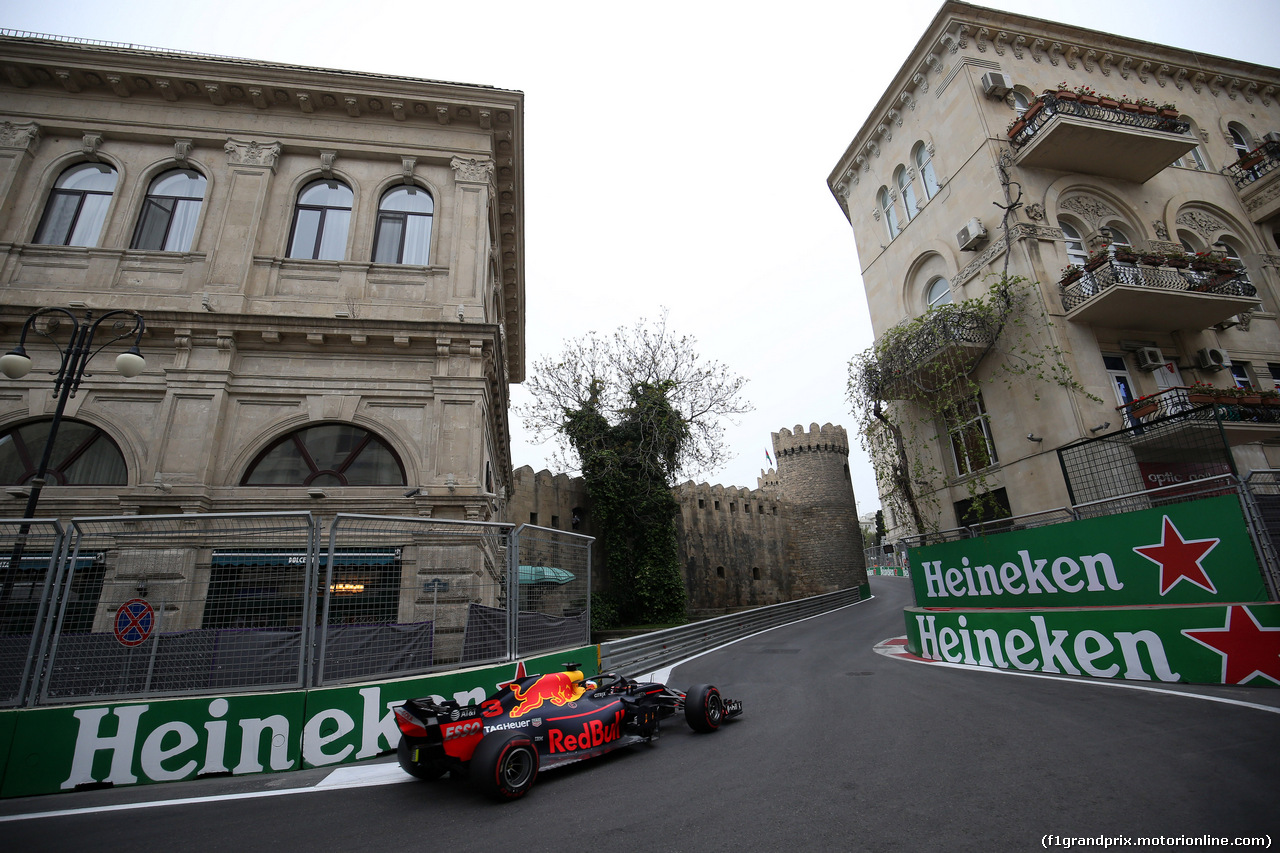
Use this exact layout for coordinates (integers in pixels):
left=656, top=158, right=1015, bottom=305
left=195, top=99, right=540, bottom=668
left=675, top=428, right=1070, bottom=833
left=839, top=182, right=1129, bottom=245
left=1197, top=347, right=1231, bottom=370
left=1135, top=347, right=1165, bottom=371
left=1264, top=131, right=1280, bottom=144
left=957, top=218, right=988, bottom=251
left=981, top=72, right=1012, bottom=98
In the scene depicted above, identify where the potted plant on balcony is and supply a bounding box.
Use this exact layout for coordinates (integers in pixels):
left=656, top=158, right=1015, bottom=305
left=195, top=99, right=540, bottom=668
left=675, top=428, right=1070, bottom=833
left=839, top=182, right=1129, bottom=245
left=1084, top=246, right=1110, bottom=271
left=1007, top=116, right=1026, bottom=139
left=1157, top=103, right=1179, bottom=119
left=1259, top=389, right=1280, bottom=406
left=1238, top=148, right=1266, bottom=170
left=1023, top=98, right=1045, bottom=122
left=1164, top=250, right=1191, bottom=269
left=1060, top=264, right=1084, bottom=285
left=1187, top=382, right=1217, bottom=405
left=1129, top=394, right=1159, bottom=418
left=1190, top=251, right=1217, bottom=272
left=1138, top=250, right=1165, bottom=266
left=1136, top=98, right=1159, bottom=115
left=1112, top=244, right=1139, bottom=264
left=1052, top=83, right=1078, bottom=101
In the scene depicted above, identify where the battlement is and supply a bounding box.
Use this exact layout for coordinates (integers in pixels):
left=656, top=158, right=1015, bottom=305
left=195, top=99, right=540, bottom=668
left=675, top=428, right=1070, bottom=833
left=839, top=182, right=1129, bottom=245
left=772, top=423, right=850, bottom=458
left=758, top=468, right=780, bottom=490
left=513, top=465, right=582, bottom=490
left=676, top=480, right=779, bottom=503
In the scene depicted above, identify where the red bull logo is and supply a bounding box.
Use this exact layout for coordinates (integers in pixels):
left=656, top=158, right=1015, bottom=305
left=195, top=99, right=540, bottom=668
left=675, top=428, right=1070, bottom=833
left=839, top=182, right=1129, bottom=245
left=547, top=710, right=625, bottom=754
left=509, top=672, right=583, bottom=717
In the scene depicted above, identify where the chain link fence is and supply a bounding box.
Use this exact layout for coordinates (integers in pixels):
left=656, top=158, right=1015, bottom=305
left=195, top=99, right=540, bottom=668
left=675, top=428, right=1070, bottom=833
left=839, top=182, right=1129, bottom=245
left=2, top=512, right=592, bottom=706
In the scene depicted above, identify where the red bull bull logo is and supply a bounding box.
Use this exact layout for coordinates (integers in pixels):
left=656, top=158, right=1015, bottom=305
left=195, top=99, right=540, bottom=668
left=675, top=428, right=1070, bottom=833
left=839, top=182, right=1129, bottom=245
left=547, top=710, right=625, bottom=754
left=508, top=672, right=583, bottom=717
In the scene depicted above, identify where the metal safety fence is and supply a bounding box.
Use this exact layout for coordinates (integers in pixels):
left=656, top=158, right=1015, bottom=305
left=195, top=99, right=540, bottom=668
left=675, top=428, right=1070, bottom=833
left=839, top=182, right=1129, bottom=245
left=0, top=511, right=592, bottom=707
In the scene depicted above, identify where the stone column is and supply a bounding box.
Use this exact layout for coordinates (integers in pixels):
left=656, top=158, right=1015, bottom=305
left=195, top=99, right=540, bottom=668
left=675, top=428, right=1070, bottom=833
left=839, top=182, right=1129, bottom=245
left=0, top=121, right=40, bottom=233
left=207, top=139, right=281, bottom=292
left=448, top=157, right=494, bottom=301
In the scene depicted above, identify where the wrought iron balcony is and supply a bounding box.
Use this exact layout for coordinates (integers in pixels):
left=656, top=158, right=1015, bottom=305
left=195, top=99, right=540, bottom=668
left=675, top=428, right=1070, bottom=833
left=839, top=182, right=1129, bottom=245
left=1008, top=94, right=1195, bottom=182
left=1222, top=140, right=1280, bottom=224
left=1059, top=256, right=1258, bottom=331
left=1116, top=385, right=1280, bottom=446
left=869, top=309, right=1001, bottom=400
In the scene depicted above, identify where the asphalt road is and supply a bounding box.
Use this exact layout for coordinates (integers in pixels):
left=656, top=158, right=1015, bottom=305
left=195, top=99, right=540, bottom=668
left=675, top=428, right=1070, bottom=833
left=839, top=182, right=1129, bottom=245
left=4, top=576, right=1278, bottom=852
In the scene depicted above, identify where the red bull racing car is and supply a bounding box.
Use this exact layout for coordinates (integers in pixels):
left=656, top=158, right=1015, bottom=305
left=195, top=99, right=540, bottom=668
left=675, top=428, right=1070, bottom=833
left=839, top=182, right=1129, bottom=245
left=393, top=664, right=742, bottom=800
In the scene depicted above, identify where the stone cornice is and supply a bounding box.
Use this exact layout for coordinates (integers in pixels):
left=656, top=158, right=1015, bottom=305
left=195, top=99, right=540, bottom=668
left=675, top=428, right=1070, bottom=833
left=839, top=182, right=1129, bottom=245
left=828, top=0, right=1280, bottom=197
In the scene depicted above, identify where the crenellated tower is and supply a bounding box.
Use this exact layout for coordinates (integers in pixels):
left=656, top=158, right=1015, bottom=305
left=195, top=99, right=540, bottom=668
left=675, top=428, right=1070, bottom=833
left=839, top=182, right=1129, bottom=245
left=771, top=423, right=867, bottom=596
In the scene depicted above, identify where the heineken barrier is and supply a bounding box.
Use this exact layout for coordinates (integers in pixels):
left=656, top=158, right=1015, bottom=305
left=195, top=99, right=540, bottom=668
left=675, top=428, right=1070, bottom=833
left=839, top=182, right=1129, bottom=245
left=904, top=605, right=1280, bottom=686
left=0, top=645, right=596, bottom=798
left=907, top=496, right=1267, bottom=608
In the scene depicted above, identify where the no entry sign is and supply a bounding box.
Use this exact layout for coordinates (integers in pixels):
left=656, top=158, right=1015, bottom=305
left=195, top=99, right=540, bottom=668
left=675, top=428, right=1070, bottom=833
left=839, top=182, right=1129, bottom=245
left=114, top=598, right=154, bottom=647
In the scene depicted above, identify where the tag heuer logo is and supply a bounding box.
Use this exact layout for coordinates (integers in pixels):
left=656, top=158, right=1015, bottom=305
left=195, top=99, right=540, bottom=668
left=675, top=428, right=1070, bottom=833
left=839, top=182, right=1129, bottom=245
left=533, top=718, right=542, bottom=727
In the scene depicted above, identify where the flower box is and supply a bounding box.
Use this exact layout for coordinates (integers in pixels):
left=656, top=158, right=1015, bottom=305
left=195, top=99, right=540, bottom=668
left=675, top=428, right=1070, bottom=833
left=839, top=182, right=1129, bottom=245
left=1056, top=90, right=1078, bottom=101
left=1113, top=249, right=1139, bottom=263
left=1139, top=254, right=1165, bottom=266
left=1239, top=395, right=1262, bottom=405
left=1131, top=402, right=1158, bottom=418
left=1165, top=257, right=1189, bottom=269
left=1188, top=393, right=1215, bottom=405
left=1139, top=105, right=1158, bottom=115
left=1099, top=97, right=1118, bottom=108
left=1061, top=268, right=1083, bottom=285
left=1080, top=95, right=1100, bottom=105
left=1158, top=108, right=1179, bottom=118
left=1085, top=256, right=1108, bottom=271
left=1007, top=119, right=1026, bottom=139
left=1024, top=100, right=1044, bottom=121
left=1119, top=101, right=1139, bottom=112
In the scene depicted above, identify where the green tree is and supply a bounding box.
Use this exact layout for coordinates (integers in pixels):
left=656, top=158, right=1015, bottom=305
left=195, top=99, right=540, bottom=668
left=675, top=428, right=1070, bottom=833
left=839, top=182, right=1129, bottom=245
left=520, top=313, right=750, bottom=625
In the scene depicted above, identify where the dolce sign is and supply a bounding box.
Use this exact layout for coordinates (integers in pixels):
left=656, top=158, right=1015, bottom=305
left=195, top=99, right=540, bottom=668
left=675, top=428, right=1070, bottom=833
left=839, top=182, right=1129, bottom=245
left=907, top=496, right=1267, bottom=608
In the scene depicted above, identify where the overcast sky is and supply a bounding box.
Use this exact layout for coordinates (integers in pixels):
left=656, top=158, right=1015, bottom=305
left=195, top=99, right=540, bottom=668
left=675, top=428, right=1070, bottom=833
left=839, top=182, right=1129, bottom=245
left=5, top=1, right=1277, bottom=514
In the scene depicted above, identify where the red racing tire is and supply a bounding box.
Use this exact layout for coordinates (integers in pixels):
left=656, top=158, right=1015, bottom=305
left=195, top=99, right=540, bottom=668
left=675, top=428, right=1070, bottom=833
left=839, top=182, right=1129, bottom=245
left=684, top=684, right=724, bottom=733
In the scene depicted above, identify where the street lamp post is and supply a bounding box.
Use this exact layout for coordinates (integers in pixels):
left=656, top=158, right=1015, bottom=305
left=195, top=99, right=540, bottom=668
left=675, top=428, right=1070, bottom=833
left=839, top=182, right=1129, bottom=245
left=1, top=307, right=146, bottom=519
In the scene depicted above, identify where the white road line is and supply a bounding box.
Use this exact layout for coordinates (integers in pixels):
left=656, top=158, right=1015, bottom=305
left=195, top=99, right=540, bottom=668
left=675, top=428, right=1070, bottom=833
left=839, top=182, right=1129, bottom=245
left=0, top=763, right=413, bottom=823
left=875, top=635, right=1280, bottom=715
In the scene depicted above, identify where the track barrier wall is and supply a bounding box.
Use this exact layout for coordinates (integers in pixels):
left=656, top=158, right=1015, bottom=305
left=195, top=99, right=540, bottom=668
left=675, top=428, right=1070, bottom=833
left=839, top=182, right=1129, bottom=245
left=902, top=477, right=1280, bottom=687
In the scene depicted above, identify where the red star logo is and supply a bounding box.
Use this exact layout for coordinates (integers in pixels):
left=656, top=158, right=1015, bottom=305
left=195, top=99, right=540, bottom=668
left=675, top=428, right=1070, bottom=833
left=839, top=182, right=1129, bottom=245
left=1183, top=606, right=1280, bottom=685
left=498, top=659, right=527, bottom=690
left=1132, top=516, right=1219, bottom=596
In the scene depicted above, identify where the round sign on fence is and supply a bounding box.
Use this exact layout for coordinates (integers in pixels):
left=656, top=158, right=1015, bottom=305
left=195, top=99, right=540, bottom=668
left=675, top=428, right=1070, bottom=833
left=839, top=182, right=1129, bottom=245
left=114, top=598, right=154, bottom=647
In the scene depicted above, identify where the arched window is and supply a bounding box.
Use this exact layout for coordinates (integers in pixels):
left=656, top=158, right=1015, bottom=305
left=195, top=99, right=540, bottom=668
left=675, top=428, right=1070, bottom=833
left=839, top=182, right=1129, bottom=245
left=1219, top=240, right=1251, bottom=284
left=0, top=419, right=127, bottom=486
left=287, top=179, right=353, bottom=260
left=926, top=276, right=952, bottom=308
left=1060, top=222, right=1089, bottom=267
left=1228, top=123, right=1252, bottom=161
left=896, top=166, right=918, bottom=221
left=878, top=187, right=899, bottom=239
left=372, top=185, right=433, bottom=265
left=914, top=142, right=939, bottom=199
left=241, top=424, right=405, bottom=486
left=1104, top=223, right=1133, bottom=247
left=131, top=168, right=207, bottom=252
left=1011, top=91, right=1030, bottom=116
left=34, top=163, right=118, bottom=247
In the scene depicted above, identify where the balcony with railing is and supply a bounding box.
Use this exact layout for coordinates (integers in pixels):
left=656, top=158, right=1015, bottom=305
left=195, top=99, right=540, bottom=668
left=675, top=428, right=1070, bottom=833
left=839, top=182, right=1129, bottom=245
left=1059, top=252, right=1257, bottom=331
left=1116, top=385, right=1280, bottom=445
left=867, top=309, right=1001, bottom=400
left=1222, top=140, right=1280, bottom=224
left=1008, top=93, right=1195, bottom=182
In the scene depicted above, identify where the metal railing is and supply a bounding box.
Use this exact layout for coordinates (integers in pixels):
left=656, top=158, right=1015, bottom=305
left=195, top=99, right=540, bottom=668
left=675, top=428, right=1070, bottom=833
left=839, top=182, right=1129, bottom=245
left=599, top=587, right=866, bottom=678
left=1222, top=140, right=1280, bottom=189
left=1116, top=387, right=1280, bottom=429
left=3, top=511, right=592, bottom=706
left=1010, top=93, right=1190, bottom=150
left=1060, top=258, right=1255, bottom=313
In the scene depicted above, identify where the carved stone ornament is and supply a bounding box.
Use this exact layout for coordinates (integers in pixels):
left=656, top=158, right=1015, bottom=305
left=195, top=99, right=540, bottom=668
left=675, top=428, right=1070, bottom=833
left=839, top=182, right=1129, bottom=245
left=1152, top=219, right=1169, bottom=241
left=401, top=156, right=416, bottom=184
left=450, top=157, right=494, bottom=183
left=173, top=138, right=193, bottom=166
left=224, top=138, right=281, bottom=169
left=81, top=132, right=103, bottom=159
left=1024, top=202, right=1045, bottom=221
left=319, top=149, right=337, bottom=177
left=1060, top=195, right=1117, bottom=230
left=1175, top=209, right=1225, bottom=241
left=0, top=120, right=40, bottom=150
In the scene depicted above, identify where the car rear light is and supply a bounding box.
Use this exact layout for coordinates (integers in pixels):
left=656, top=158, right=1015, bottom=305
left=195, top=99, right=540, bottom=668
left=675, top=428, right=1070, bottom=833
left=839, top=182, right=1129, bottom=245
left=394, top=705, right=430, bottom=738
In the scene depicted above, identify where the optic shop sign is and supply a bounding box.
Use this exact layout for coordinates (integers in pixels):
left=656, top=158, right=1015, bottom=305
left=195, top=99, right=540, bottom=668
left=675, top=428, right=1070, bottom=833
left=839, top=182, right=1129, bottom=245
left=905, top=603, right=1280, bottom=686
left=907, top=496, right=1267, bottom=608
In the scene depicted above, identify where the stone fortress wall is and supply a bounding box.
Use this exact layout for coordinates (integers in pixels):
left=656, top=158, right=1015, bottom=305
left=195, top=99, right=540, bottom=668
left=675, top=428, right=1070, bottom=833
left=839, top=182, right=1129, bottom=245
left=511, top=423, right=868, bottom=615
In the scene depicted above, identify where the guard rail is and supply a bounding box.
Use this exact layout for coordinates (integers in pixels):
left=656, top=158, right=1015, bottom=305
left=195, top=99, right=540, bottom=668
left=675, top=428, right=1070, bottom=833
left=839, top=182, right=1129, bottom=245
left=599, top=587, right=865, bottom=678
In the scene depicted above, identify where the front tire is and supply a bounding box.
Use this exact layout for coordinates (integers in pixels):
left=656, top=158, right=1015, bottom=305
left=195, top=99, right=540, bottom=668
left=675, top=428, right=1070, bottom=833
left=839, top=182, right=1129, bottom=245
left=470, top=731, right=539, bottom=800
left=684, top=684, right=724, bottom=733
left=397, top=737, right=447, bottom=781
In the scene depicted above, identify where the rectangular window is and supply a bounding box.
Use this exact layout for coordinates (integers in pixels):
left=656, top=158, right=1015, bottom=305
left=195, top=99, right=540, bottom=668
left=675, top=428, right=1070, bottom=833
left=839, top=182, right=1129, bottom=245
left=529, top=512, right=537, bottom=525
left=551, top=515, right=559, bottom=529
left=948, top=394, right=998, bottom=476
left=1268, top=363, right=1280, bottom=391
left=1231, top=362, right=1253, bottom=390
left=953, top=487, right=1012, bottom=527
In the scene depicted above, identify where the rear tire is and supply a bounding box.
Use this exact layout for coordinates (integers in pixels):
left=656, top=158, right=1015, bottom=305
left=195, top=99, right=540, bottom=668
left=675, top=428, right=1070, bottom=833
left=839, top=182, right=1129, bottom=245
left=470, top=731, right=539, bottom=800
left=684, top=684, right=724, bottom=733
left=397, top=737, right=447, bottom=781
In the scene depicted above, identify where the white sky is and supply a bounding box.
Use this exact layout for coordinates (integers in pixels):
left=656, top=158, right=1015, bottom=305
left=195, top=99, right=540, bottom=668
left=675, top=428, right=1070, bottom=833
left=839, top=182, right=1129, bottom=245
left=5, top=1, right=1277, bottom=514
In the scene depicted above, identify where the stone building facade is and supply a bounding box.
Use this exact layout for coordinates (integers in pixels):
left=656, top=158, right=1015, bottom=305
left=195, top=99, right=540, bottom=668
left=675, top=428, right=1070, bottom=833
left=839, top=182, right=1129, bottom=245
left=0, top=33, right=525, bottom=650
left=0, top=33, right=523, bottom=522
left=828, top=1, right=1280, bottom=539
left=514, top=423, right=869, bottom=615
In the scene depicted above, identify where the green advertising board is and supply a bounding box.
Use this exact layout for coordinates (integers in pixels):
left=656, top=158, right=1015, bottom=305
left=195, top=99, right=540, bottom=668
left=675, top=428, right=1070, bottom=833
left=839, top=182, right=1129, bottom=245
left=907, top=496, right=1268, bottom=608
left=0, top=646, right=597, bottom=799
left=904, top=603, right=1280, bottom=686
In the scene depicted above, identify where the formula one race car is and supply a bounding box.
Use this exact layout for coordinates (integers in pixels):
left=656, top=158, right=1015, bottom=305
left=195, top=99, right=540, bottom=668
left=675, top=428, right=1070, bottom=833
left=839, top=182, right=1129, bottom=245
left=393, top=664, right=742, bottom=800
